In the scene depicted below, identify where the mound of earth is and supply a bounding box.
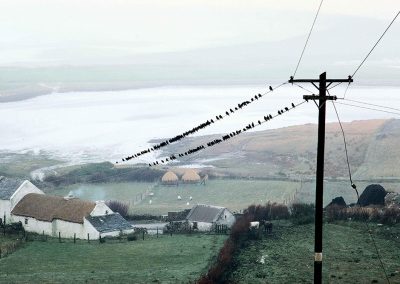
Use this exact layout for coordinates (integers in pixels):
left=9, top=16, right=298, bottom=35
left=359, top=184, right=387, bottom=206
left=326, top=196, right=347, bottom=208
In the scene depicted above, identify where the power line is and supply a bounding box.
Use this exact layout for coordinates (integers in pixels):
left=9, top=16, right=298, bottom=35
left=334, top=101, right=400, bottom=116
left=149, top=100, right=307, bottom=166
left=352, top=10, right=400, bottom=78
left=331, top=101, right=391, bottom=284
left=117, top=81, right=288, bottom=164
left=342, top=98, right=400, bottom=113
left=292, top=0, right=324, bottom=78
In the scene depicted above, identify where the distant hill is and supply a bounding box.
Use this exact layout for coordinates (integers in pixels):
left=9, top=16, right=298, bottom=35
left=165, top=119, right=400, bottom=180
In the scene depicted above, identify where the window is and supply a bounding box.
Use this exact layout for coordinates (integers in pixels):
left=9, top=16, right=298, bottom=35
left=25, top=218, right=28, bottom=225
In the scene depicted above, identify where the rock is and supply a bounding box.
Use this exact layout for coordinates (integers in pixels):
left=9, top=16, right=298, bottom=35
left=359, top=184, right=387, bottom=206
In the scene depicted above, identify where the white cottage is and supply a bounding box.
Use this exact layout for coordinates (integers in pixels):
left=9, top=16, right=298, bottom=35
left=11, top=193, right=134, bottom=239
left=186, top=204, right=235, bottom=231
left=0, top=176, right=44, bottom=225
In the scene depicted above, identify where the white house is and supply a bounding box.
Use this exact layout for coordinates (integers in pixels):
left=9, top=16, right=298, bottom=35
left=0, top=176, right=44, bottom=224
left=186, top=204, right=236, bottom=231
left=11, top=193, right=134, bottom=240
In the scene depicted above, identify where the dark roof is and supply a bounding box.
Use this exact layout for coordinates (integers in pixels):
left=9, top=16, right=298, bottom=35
left=86, top=213, right=133, bottom=233
left=0, top=177, right=25, bottom=200
left=11, top=193, right=96, bottom=224
left=186, top=204, right=226, bottom=223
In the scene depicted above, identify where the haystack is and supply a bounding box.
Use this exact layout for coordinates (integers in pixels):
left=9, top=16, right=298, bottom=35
left=359, top=184, right=386, bottom=206
left=181, top=169, right=201, bottom=183
left=161, top=171, right=179, bottom=185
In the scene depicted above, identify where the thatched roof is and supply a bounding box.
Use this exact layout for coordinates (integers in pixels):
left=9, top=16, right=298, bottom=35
left=161, top=171, right=178, bottom=183
left=186, top=204, right=226, bottom=223
left=181, top=169, right=200, bottom=182
left=12, top=193, right=96, bottom=224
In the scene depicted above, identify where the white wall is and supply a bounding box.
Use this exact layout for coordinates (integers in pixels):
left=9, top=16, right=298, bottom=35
left=13, top=215, right=53, bottom=236
left=10, top=181, right=44, bottom=210
left=216, top=209, right=236, bottom=227
left=100, top=228, right=134, bottom=238
left=189, top=221, right=212, bottom=232
left=0, top=200, right=11, bottom=224
left=90, top=202, right=113, bottom=216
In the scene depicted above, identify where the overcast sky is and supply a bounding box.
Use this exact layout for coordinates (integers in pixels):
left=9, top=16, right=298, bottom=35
left=0, top=0, right=398, bottom=66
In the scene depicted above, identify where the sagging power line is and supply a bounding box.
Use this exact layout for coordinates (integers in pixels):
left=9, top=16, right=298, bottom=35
left=116, top=81, right=288, bottom=164
left=148, top=100, right=307, bottom=167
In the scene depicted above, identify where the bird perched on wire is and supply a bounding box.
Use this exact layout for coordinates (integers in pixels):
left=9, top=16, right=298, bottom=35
left=258, top=120, right=261, bottom=125
left=278, top=110, right=281, bottom=115
left=285, top=107, right=289, bottom=111
left=226, top=111, right=229, bottom=116
left=269, top=86, right=273, bottom=91
left=292, top=103, right=295, bottom=108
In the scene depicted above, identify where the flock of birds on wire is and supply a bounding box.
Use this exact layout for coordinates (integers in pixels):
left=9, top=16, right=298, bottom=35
left=134, top=100, right=303, bottom=167
left=117, top=85, right=280, bottom=164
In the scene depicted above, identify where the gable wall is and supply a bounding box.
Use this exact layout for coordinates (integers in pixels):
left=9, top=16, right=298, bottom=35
left=90, top=202, right=113, bottom=216
left=10, top=181, right=44, bottom=210
left=216, top=209, right=236, bottom=227
left=0, top=200, right=11, bottom=224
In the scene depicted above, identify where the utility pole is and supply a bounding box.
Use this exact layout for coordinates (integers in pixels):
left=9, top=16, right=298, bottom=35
left=289, top=72, right=352, bottom=284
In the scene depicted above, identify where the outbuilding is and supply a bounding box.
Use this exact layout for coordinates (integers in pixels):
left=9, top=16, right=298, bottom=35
left=186, top=204, right=235, bottom=231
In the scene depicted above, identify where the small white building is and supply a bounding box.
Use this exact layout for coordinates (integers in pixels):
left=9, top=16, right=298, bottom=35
left=0, top=177, right=44, bottom=224
left=11, top=193, right=134, bottom=239
left=186, top=204, right=236, bottom=231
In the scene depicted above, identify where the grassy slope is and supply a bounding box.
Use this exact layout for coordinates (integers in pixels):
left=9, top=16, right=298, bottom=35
left=0, top=234, right=226, bottom=284
left=230, top=222, right=400, bottom=283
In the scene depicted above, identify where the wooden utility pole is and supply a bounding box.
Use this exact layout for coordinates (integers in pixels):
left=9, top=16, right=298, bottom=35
left=289, top=72, right=352, bottom=283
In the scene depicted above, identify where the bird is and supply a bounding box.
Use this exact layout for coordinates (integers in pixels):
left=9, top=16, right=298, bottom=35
left=211, top=119, right=214, bottom=123
left=255, top=95, right=258, bottom=100
left=258, top=94, right=262, bottom=98
left=285, top=107, right=289, bottom=111
left=269, top=86, right=273, bottom=91
left=230, top=108, right=234, bottom=113
left=219, top=115, right=223, bottom=119
left=269, top=114, right=272, bottom=119
left=278, top=110, right=281, bottom=115
left=264, top=116, right=268, bottom=121
left=235, top=107, right=238, bottom=111
left=292, top=103, right=295, bottom=108
left=251, top=122, right=255, bottom=128
left=148, top=163, right=151, bottom=167
left=226, top=111, right=229, bottom=116
left=258, top=120, right=261, bottom=125
left=251, top=98, right=254, bottom=101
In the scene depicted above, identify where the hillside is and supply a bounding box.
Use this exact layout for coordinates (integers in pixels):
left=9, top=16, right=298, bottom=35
left=164, top=119, right=400, bottom=180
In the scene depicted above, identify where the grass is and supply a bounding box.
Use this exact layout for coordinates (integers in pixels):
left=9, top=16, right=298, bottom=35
left=0, top=234, right=226, bottom=283
left=229, top=221, right=400, bottom=283
left=50, top=180, right=299, bottom=215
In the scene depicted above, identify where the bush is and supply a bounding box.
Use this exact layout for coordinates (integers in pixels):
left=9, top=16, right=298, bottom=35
left=106, top=200, right=129, bottom=218
left=127, top=233, right=137, bottom=241
left=290, top=203, right=315, bottom=225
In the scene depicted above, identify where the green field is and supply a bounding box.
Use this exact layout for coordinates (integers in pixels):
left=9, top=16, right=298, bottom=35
left=229, top=221, right=400, bottom=283
left=49, top=179, right=400, bottom=215
left=0, top=234, right=226, bottom=283
left=51, top=180, right=299, bottom=215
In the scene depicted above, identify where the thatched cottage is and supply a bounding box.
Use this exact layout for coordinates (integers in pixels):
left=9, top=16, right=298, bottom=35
left=11, top=193, right=133, bottom=239
left=0, top=176, right=44, bottom=224
left=186, top=204, right=235, bottom=231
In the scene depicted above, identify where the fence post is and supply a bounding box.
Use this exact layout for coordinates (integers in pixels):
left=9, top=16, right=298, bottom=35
left=142, top=231, right=144, bottom=240
left=42, top=230, right=44, bottom=241
left=87, top=233, right=90, bottom=243
left=59, top=232, right=61, bottom=243
left=157, top=227, right=158, bottom=238
left=0, top=247, right=2, bottom=259
left=99, top=235, right=101, bottom=243
left=74, top=233, right=76, bottom=244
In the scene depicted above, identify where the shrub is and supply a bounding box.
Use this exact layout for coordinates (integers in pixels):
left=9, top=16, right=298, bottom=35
left=106, top=200, right=129, bottom=218
left=290, top=203, right=315, bottom=225
left=127, top=233, right=137, bottom=241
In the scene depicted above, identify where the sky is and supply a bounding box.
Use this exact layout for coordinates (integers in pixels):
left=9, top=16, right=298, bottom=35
left=0, top=0, right=398, bottom=66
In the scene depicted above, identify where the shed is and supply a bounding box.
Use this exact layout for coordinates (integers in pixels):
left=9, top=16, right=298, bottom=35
left=186, top=204, right=235, bottom=231
left=161, top=171, right=179, bottom=185
left=86, top=213, right=133, bottom=236
left=181, top=169, right=201, bottom=183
